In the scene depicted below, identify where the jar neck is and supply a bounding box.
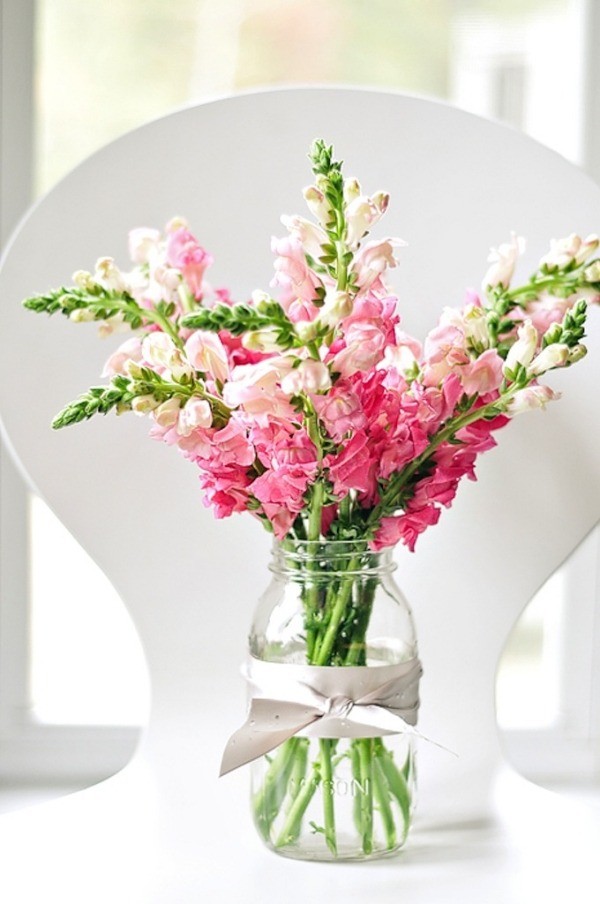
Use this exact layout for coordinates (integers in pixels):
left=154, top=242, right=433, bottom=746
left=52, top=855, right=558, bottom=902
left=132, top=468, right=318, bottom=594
left=270, top=538, right=396, bottom=578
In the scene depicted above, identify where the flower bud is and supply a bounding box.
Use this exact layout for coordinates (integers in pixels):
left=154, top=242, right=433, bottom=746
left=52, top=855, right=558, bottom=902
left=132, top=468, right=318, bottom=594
left=69, top=308, right=96, bottom=323
left=303, top=186, right=330, bottom=228
left=584, top=260, right=600, bottom=282
left=527, top=343, right=569, bottom=376
left=251, top=290, right=272, bottom=313
left=72, top=269, right=95, bottom=290
left=294, top=320, right=319, bottom=343
left=343, top=177, right=361, bottom=204
left=242, top=327, right=282, bottom=353
left=165, top=216, right=188, bottom=233
left=152, top=397, right=181, bottom=427
left=131, top=394, right=161, bottom=415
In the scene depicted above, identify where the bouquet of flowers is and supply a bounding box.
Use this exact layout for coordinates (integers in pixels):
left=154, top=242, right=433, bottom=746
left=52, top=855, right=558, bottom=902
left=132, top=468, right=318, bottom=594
left=24, top=140, right=598, bottom=859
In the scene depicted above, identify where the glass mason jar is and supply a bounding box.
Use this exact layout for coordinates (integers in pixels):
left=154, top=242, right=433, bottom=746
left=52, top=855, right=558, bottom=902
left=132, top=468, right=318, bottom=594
left=248, top=539, right=419, bottom=861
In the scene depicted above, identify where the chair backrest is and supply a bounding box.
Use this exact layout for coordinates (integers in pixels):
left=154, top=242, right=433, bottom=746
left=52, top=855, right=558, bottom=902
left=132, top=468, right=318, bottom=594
left=1, top=88, right=598, bottom=817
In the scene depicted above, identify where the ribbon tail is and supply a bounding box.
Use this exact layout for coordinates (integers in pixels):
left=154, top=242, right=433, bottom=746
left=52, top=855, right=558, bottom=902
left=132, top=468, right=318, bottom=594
left=219, top=697, right=320, bottom=776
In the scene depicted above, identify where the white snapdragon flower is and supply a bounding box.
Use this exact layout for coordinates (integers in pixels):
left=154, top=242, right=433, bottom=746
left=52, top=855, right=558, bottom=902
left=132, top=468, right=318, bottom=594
left=281, top=360, right=331, bottom=395
left=503, top=320, right=538, bottom=377
left=177, top=398, right=212, bottom=435
left=540, top=233, right=599, bottom=270
left=303, top=185, right=331, bottom=229
left=483, top=233, right=525, bottom=289
left=128, top=228, right=161, bottom=265
left=318, top=288, right=353, bottom=329
left=442, top=303, right=491, bottom=349
left=345, top=192, right=389, bottom=248
left=527, top=343, right=569, bottom=377
left=143, top=332, right=192, bottom=380
left=94, top=256, right=127, bottom=293
left=280, top=215, right=328, bottom=260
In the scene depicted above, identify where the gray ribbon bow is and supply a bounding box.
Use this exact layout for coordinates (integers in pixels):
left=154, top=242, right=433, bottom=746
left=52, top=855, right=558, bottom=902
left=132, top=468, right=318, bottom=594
left=220, top=656, right=423, bottom=776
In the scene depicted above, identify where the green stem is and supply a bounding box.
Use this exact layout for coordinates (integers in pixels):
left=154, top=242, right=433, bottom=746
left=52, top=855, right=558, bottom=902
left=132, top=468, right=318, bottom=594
left=357, top=738, right=374, bottom=855
left=373, top=757, right=397, bottom=851
left=275, top=762, right=322, bottom=848
left=312, top=555, right=360, bottom=665
left=373, top=739, right=412, bottom=838
left=252, top=738, right=299, bottom=841
left=319, top=739, right=337, bottom=855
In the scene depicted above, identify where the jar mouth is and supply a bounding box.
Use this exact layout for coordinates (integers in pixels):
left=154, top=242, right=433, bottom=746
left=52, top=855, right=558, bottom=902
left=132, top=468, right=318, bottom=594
left=271, top=538, right=396, bottom=575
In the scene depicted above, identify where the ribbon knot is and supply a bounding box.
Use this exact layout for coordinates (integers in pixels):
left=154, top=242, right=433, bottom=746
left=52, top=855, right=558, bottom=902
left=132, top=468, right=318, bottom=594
left=325, top=695, right=354, bottom=720
left=220, top=655, right=424, bottom=776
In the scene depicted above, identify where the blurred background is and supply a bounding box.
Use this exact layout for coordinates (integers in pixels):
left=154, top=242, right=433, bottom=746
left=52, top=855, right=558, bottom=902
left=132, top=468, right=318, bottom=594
left=1, top=0, right=598, bottom=811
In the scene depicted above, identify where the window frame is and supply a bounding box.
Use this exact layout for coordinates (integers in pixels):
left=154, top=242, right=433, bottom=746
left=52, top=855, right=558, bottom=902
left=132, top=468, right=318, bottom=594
left=0, top=0, right=138, bottom=784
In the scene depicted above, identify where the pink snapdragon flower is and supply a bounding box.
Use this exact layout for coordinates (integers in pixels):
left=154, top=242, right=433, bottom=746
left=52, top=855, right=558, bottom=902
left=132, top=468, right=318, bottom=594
left=198, top=466, right=252, bottom=519
left=422, top=322, right=470, bottom=387
left=326, top=432, right=378, bottom=502
left=222, top=358, right=295, bottom=423
left=371, top=506, right=441, bottom=553
left=352, top=238, right=405, bottom=291
left=460, top=349, right=504, bottom=395
left=270, top=235, right=322, bottom=319
left=184, top=330, right=230, bottom=383
left=166, top=227, right=214, bottom=299
left=312, top=384, right=366, bottom=441
left=332, top=294, right=399, bottom=377
left=102, top=336, right=144, bottom=377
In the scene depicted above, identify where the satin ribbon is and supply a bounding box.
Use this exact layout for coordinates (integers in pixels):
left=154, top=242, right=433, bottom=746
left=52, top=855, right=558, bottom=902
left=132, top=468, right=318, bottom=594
left=220, top=655, right=423, bottom=776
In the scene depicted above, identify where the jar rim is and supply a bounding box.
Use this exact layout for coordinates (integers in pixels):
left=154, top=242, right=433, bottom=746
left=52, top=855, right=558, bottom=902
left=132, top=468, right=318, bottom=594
left=271, top=538, right=396, bottom=574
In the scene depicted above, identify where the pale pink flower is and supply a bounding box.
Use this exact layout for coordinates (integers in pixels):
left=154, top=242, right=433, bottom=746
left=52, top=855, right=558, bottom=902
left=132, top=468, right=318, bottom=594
left=352, top=238, right=405, bottom=290
left=460, top=349, right=504, bottom=395
left=525, top=292, right=573, bottom=334
left=505, top=384, right=560, bottom=416
left=345, top=192, right=390, bottom=248
left=280, top=214, right=327, bottom=259
left=166, top=228, right=213, bottom=299
left=177, top=398, right=213, bottom=435
left=222, top=358, right=295, bottom=423
left=270, top=235, right=322, bottom=314
left=185, top=330, right=229, bottom=383
left=332, top=323, right=388, bottom=376
left=422, top=322, right=469, bottom=387
left=483, top=233, right=525, bottom=289
left=152, top=398, right=181, bottom=428
left=312, top=386, right=366, bottom=441
left=195, top=418, right=256, bottom=468
left=102, top=336, right=144, bottom=377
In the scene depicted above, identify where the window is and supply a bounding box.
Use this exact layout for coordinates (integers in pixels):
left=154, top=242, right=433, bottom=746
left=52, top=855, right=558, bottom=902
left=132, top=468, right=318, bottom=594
left=1, top=0, right=597, bottom=802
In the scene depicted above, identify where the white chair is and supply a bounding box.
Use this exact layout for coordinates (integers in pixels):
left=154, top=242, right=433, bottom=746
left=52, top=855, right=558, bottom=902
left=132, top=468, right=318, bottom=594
left=0, top=88, right=598, bottom=903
